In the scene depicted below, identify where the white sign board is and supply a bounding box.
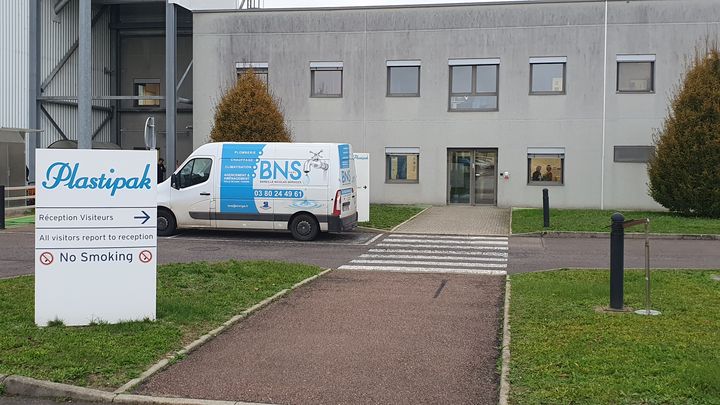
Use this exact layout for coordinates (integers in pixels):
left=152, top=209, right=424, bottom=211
left=353, top=153, right=370, bottom=222
left=35, top=149, right=157, bottom=326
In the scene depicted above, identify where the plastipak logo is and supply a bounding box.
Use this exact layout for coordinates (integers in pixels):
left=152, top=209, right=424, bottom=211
left=42, top=162, right=152, bottom=196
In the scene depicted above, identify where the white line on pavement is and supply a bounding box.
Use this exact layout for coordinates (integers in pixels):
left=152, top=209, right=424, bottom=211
left=338, top=265, right=507, bottom=276
left=382, top=238, right=508, bottom=245
left=350, top=259, right=508, bottom=268
left=390, top=234, right=508, bottom=241
left=368, top=248, right=508, bottom=257
left=364, top=233, right=385, bottom=245
left=377, top=243, right=508, bottom=250
left=359, top=254, right=507, bottom=262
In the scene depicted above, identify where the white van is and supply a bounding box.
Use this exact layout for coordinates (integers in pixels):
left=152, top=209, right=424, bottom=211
left=157, top=142, right=358, bottom=241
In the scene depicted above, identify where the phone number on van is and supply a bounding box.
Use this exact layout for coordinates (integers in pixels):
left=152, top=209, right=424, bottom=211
left=253, top=189, right=305, bottom=199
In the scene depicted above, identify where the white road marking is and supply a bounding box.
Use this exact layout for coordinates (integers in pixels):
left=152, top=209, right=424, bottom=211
left=390, top=234, right=508, bottom=241
left=368, top=248, right=508, bottom=257
left=377, top=243, right=508, bottom=250
left=350, top=259, right=507, bottom=268
left=359, top=253, right=507, bottom=262
left=382, top=238, right=508, bottom=245
left=364, top=233, right=385, bottom=245
left=338, top=265, right=506, bottom=276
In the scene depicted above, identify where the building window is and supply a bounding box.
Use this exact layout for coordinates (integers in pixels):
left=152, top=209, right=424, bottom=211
left=386, top=147, right=419, bottom=183
left=387, top=60, right=420, bottom=97
left=448, top=59, right=499, bottom=111
left=617, top=55, right=655, bottom=93
left=310, top=62, right=343, bottom=97
left=236, top=62, right=269, bottom=87
left=614, top=146, right=655, bottom=163
left=530, top=57, right=566, bottom=94
left=527, top=148, right=564, bottom=185
left=134, top=79, right=160, bottom=107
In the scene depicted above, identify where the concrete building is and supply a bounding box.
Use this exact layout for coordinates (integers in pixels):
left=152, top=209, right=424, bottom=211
left=192, top=0, right=720, bottom=209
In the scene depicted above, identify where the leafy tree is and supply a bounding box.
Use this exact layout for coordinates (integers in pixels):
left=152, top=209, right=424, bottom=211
left=648, top=46, right=720, bottom=217
left=210, top=69, right=292, bottom=143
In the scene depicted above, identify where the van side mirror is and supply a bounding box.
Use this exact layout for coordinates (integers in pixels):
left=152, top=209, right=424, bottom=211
left=171, top=173, right=179, bottom=189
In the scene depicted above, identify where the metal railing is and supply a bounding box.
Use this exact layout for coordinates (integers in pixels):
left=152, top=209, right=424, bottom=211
left=1, top=185, right=36, bottom=229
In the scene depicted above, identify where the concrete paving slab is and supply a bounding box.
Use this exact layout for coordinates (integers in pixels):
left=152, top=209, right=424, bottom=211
left=393, top=206, right=510, bottom=236
left=137, top=271, right=504, bottom=405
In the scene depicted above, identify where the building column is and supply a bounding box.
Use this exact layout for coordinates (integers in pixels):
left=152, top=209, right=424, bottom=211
left=27, top=0, right=39, bottom=183
left=77, top=0, right=92, bottom=149
left=165, top=1, right=177, bottom=172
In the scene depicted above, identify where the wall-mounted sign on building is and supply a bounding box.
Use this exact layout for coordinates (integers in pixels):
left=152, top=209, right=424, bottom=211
left=35, top=149, right=157, bottom=326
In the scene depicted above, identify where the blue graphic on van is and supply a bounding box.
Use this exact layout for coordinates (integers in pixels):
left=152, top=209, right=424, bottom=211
left=338, top=144, right=350, bottom=169
left=289, top=200, right=322, bottom=209
left=220, top=144, right=266, bottom=213
left=259, top=160, right=303, bottom=180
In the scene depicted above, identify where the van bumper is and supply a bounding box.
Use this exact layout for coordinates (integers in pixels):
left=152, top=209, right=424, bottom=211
left=328, top=212, right=358, bottom=232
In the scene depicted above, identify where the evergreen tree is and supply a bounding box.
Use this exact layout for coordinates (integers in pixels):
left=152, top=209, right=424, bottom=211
left=648, top=46, right=720, bottom=217
left=210, top=69, right=292, bottom=143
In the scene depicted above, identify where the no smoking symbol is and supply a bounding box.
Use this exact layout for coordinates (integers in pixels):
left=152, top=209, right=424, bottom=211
left=39, top=252, right=54, bottom=266
left=139, top=250, right=153, bottom=264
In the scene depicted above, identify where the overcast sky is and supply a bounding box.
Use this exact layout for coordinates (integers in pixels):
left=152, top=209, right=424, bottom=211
left=262, top=0, right=526, bottom=8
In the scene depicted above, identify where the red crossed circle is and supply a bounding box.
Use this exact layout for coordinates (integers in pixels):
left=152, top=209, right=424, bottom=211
left=139, top=250, right=153, bottom=263
left=40, top=252, right=54, bottom=265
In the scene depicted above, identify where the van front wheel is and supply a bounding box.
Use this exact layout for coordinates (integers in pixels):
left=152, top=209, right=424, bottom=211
left=157, top=209, right=177, bottom=237
left=290, top=214, right=319, bottom=241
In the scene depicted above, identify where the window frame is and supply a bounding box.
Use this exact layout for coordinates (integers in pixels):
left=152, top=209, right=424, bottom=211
left=616, top=55, right=655, bottom=93
left=385, top=148, right=420, bottom=184
left=133, top=79, right=161, bottom=107
left=527, top=152, right=565, bottom=186
left=529, top=58, right=567, bottom=95
left=177, top=157, right=213, bottom=189
left=448, top=63, right=499, bottom=112
left=236, top=63, right=269, bottom=88
left=310, top=63, right=343, bottom=98
left=386, top=62, right=421, bottom=97
left=613, top=145, right=655, bottom=163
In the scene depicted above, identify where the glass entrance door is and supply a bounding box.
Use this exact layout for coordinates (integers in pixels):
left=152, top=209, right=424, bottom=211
left=447, top=149, right=497, bottom=205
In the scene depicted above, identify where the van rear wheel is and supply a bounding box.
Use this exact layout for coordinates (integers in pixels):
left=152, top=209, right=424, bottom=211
left=157, top=209, right=177, bottom=237
left=290, top=214, right=319, bottom=241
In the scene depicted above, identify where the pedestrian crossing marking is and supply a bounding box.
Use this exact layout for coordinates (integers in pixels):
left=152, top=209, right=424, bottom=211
left=337, top=265, right=507, bottom=276
left=350, top=259, right=507, bottom=268
left=360, top=254, right=507, bottom=262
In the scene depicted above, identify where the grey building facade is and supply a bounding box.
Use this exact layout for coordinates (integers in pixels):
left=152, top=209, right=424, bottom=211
left=192, top=0, right=720, bottom=209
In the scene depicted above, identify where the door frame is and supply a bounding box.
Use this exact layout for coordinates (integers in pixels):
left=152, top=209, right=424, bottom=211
left=446, top=148, right=498, bottom=206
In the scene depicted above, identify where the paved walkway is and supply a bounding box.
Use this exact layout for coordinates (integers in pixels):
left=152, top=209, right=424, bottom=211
left=394, top=206, right=510, bottom=236
left=137, top=271, right=504, bottom=405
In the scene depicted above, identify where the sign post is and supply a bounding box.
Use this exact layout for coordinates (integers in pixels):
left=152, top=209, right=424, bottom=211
left=35, top=149, right=157, bottom=326
left=353, top=153, right=370, bottom=222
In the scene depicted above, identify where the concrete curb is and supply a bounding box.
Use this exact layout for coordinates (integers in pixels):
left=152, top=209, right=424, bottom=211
left=115, top=268, right=333, bottom=394
left=389, top=206, right=432, bottom=232
left=498, top=276, right=512, bottom=405
left=512, top=231, right=720, bottom=240
left=2, top=375, right=271, bottom=405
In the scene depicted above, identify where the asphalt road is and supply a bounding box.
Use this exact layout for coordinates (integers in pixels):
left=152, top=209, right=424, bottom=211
left=2, top=226, right=719, bottom=279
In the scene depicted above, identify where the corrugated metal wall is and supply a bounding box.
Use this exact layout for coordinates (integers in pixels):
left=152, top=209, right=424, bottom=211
left=0, top=0, right=29, bottom=129
left=39, top=0, right=113, bottom=146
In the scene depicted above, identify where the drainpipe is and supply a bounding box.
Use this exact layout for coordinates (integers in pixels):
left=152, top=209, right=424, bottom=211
left=600, top=0, right=608, bottom=210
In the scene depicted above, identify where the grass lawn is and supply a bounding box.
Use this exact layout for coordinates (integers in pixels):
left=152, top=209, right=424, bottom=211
left=509, top=269, right=720, bottom=405
left=0, top=260, right=321, bottom=390
left=358, top=204, right=426, bottom=230
left=512, top=208, right=720, bottom=234
left=4, top=214, right=34, bottom=228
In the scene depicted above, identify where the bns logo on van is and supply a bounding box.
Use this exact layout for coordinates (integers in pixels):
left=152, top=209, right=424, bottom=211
left=42, top=162, right=152, bottom=196
left=259, top=160, right=302, bottom=181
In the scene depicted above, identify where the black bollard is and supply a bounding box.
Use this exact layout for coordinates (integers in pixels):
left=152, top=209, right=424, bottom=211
left=610, top=212, right=625, bottom=310
left=0, top=185, right=5, bottom=230
left=542, top=188, right=550, bottom=228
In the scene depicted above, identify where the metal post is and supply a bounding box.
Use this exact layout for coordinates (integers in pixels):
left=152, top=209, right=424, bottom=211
left=165, top=1, right=177, bottom=172
left=27, top=0, right=39, bottom=183
left=77, top=0, right=92, bottom=149
left=609, top=212, right=625, bottom=310
left=635, top=219, right=661, bottom=316
left=542, top=188, right=550, bottom=228
left=1, top=185, right=5, bottom=230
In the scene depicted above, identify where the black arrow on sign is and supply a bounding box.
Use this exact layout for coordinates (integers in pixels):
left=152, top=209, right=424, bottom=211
left=134, top=210, right=150, bottom=225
